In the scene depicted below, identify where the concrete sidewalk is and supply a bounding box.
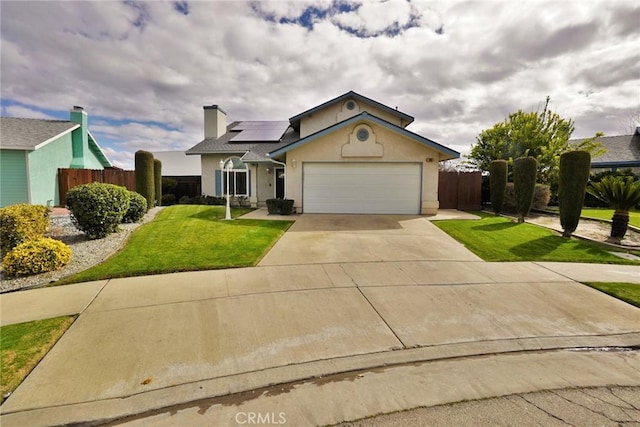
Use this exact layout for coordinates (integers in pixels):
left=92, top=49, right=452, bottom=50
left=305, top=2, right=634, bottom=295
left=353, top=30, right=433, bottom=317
left=1, top=260, right=639, bottom=426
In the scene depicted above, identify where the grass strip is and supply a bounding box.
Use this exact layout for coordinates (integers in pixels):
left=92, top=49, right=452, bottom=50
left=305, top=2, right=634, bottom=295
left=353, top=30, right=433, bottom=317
left=433, top=212, right=640, bottom=264
left=583, top=282, right=640, bottom=308
left=59, top=205, right=293, bottom=284
left=1, top=316, right=75, bottom=403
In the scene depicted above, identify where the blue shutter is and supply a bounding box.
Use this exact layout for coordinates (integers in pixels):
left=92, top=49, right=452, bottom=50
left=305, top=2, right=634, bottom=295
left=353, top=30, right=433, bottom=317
left=215, top=170, right=221, bottom=196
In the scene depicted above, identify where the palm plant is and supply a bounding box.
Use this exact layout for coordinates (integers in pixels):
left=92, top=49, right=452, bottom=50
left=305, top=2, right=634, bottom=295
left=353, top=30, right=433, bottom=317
left=587, top=176, right=640, bottom=243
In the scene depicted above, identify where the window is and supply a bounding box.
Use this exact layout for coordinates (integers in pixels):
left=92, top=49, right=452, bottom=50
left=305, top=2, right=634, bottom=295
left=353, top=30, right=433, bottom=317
left=220, top=158, right=249, bottom=196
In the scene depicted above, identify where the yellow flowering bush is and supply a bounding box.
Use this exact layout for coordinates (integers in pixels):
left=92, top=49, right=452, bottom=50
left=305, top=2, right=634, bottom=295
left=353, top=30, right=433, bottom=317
left=0, top=204, right=49, bottom=254
left=2, top=237, right=72, bottom=277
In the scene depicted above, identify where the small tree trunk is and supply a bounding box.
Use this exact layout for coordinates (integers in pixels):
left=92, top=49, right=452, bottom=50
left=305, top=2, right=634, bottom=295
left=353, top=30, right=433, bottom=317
left=609, top=210, right=629, bottom=242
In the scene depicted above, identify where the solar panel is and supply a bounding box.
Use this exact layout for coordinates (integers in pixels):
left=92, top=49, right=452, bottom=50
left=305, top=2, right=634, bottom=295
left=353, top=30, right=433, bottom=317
left=230, top=121, right=289, bottom=142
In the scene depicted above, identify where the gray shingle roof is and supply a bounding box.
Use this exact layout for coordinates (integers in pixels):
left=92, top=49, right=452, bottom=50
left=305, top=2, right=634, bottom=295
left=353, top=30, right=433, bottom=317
left=186, top=121, right=299, bottom=161
left=0, top=117, right=79, bottom=150
left=573, top=131, right=640, bottom=166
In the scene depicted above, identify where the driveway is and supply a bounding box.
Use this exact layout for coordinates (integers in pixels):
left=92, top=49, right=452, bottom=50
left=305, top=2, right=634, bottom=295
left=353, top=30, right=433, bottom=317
left=259, top=213, right=482, bottom=265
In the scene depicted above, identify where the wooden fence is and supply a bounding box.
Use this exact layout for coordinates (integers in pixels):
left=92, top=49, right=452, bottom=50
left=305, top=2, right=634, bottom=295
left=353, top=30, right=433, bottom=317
left=438, top=171, right=482, bottom=210
left=58, top=168, right=135, bottom=206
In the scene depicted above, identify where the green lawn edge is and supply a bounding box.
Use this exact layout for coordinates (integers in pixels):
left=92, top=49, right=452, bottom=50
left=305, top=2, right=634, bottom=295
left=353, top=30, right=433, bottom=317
left=56, top=205, right=293, bottom=286
left=582, top=282, right=640, bottom=308
left=1, top=316, right=75, bottom=404
left=432, top=211, right=640, bottom=264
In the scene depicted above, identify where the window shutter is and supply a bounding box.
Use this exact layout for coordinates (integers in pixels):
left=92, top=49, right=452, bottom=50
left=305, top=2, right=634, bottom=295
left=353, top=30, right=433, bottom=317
left=215, top=170, right=221, bottom=196
left=248, top=170, right=251, bottom=197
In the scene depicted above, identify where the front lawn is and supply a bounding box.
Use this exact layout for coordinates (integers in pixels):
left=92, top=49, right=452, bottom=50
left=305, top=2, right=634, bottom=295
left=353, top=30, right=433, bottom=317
left=1, top=316, right=75, bottom=403
left=59, top=205, right=293, bottom=284
left=583, top=282, right=640, bottom=308
left=581, top=208, right=640, bottom=228
left=433, top=213, right=640, bottom=264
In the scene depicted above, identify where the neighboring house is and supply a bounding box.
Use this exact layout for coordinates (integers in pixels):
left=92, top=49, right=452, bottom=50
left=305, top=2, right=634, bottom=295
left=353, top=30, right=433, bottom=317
left=0, top=107, right=112, bottom=207
left=186, top=91, right=459, bottom=214
left=572, top=127, right=640, bottom=174
left=152, top=150, right=202, bottom=199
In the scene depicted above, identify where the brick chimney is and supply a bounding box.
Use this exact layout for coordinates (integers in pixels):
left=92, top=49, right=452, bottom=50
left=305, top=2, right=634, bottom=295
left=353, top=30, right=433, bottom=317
left=203, top=105, right=227, bottom=139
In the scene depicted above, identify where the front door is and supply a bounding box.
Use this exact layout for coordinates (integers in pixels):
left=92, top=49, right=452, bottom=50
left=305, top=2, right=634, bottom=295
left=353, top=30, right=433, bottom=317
left=275, top=168, right=285, bottom=199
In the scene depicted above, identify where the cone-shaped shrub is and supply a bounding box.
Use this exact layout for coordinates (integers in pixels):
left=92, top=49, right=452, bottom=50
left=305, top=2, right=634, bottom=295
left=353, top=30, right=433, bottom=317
left=135, top=150, right=155, bottom=210
left=513, top=157, right=537, bottom=223
left=489, top=160, right=508, bottom=214
left=154, top=159, right=162, bottom=208
left=558, top=151, right=591, bottom=237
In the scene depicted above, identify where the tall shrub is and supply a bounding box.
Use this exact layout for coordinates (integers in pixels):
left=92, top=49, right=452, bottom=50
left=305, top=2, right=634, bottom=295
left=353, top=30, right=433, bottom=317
left=513, top=157, right=537, bottom=223
left=558, top=151, right=591, bottom=237
left=66, top=182, right=130, bottom=239
left=154, top=159, right=162, bottom=208
left=135, top=150, right=155, bottom=211
left=489, top=160, right=508, bottom=215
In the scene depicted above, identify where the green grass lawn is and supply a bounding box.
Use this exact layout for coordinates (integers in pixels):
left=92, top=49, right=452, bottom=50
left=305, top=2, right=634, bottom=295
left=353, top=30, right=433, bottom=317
left=580, top=208, right=640, bottom=228
left=1, top=316, right=75, bottom=403
left=433, top=213, right=640, bottom=264
left=59, top=205, right=293, bottom=284
left=583, top=282, right=640, bottom=308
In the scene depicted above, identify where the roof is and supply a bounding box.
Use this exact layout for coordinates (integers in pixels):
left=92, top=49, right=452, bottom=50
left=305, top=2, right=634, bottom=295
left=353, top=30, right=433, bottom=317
left=0, top=117, right=79, bottom=150
left=288, top=91, right=414, bottom=130
left=572, top=129, right=640, bottom=168
left=186, top=121, right=298, bottom=162
left=152, top=150, right=202, bottom=175
left=87, top=131, right=112, bottom=168
left=269, top=112, right=460, bottom=160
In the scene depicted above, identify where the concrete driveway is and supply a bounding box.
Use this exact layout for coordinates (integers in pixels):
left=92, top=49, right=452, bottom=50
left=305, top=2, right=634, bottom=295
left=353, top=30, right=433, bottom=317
left=259, top=214, right=482, bottom=265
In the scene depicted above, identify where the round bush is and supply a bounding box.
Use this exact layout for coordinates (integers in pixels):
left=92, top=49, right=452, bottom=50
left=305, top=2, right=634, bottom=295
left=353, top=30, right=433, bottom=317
left=66, top=182, right=130, bottom=239
left=122, top=191, right=147, bottom=223
left=161, top=193, right=176, bottom=206
left=2, top=237, right=72, bottom=277
left=0, top=204, right=50, bottom=254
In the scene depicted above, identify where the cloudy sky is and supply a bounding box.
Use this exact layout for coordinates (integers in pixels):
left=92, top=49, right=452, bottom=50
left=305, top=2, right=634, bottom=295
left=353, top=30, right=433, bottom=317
left=1, top=0, right=638, bottom=169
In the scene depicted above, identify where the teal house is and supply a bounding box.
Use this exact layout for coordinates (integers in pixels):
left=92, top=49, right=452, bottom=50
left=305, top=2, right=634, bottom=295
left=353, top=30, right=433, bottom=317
left=0, top=106, right=112, bottom=207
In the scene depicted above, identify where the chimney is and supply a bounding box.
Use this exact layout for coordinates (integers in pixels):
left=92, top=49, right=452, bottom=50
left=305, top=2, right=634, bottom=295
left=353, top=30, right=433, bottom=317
left=69, top=106, right=87, bottom=168
left=203, top=105, right=227, bottom=139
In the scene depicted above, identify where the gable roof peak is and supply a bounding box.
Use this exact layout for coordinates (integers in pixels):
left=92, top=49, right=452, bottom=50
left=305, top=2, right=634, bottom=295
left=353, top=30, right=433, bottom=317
left=289, top=91, right=414, bottom=130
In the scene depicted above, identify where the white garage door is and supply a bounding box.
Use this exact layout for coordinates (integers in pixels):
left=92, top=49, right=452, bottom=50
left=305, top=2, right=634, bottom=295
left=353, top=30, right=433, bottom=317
left=303, top=163, right=421, bottom=214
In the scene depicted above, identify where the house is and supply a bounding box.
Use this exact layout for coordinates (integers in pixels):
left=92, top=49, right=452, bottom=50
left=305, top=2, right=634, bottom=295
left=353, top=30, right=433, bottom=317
left=573, top=127, right=640, bottom=174
left=186, top=91, right=459, bottom=214
left=0, top=107, right=112, bottom=207
left=152, top=150, right=202, bottom=199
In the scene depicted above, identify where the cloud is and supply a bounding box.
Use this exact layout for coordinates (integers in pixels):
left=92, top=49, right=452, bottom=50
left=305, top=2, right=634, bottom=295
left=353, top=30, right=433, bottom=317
left=1, top=0, right=638, bottom=172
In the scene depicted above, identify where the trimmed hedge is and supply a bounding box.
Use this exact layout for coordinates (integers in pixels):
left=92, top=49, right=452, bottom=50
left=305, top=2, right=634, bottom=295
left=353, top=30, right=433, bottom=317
left=504, top=183, right=550, bottom=212
left=0, top=204, right=49, bottom=254
left=559, top=151, right=591, bottom=237
left=266, top=199, right=295, bottom=215
left=154, top=159, right=162, bottom=208
left=66, top=182, right=130, bottom=239
left=513, top=157, right=537, bottom=223
left=2, top=237, right=72, bottom=277
left=135, top=150, right=155, bottom=211
left=122, top=191, right=147, bottom=223
left=489, top=160, right=508, bottom=214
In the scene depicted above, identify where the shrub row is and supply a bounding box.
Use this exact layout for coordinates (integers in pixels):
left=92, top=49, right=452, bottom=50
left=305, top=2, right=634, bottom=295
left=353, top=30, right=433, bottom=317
left=178, top=195, right=251, bottom=207
left=266, top=199, right=295, bottom=215
left=503, top=183, right=550, bottom=213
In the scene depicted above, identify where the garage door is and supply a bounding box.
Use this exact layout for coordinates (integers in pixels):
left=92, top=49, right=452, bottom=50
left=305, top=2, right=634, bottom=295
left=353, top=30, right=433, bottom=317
left=303, top=163, right=421, bottom=214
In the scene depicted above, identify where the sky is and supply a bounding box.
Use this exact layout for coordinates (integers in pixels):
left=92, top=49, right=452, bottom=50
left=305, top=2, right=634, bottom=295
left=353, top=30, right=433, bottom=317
left=1, top=0, right=638, bottom=170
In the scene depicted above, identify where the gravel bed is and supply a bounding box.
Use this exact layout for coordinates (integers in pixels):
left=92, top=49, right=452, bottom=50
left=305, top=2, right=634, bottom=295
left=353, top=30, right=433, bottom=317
left=0, top=207, right=164, bottom=293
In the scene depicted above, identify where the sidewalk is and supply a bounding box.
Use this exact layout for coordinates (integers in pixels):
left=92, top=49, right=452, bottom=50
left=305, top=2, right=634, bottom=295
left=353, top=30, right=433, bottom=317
left=1, top=260, right=639, bottom=426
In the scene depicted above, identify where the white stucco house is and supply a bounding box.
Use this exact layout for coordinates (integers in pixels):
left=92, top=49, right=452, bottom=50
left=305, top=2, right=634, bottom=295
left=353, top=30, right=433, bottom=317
left=186, top=91, right=459, bottom=214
